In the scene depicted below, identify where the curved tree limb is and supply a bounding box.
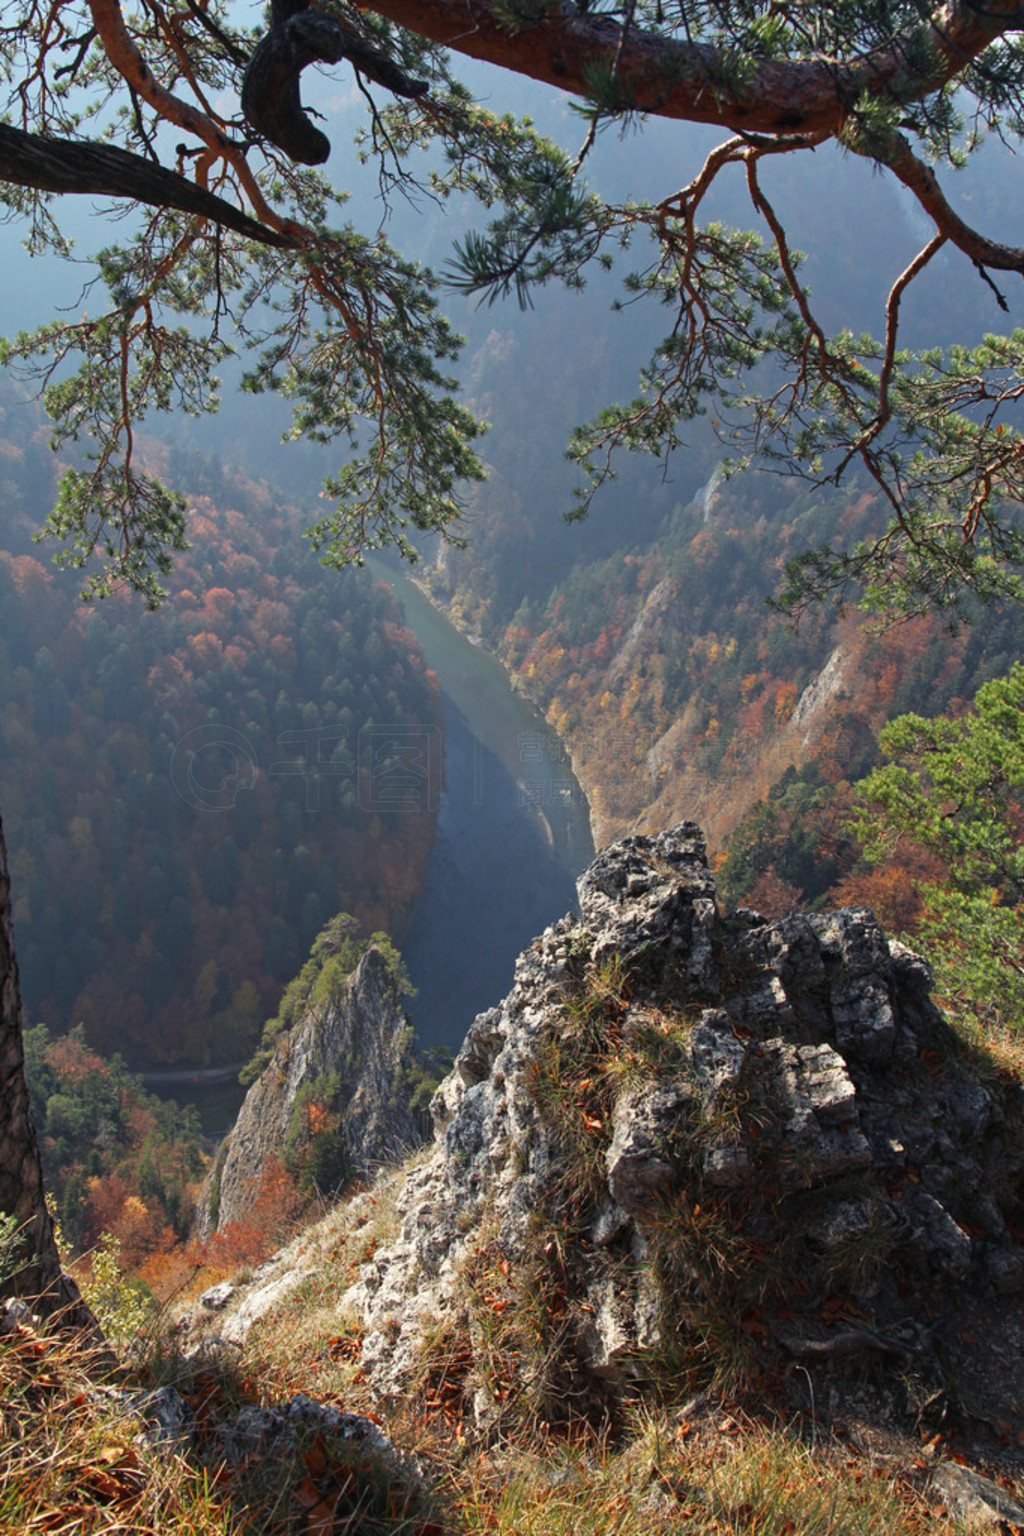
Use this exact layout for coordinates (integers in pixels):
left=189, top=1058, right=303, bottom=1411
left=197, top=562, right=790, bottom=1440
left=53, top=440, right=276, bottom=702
left=826, top=233, right=949, bottom=488
left=242, top=0, right=428, bottom=166
left=86, top=0, right=294, bottom=238
left=879, top=129, right=1024, bottom=273
left=780, top=1331, right=915, bottom=1364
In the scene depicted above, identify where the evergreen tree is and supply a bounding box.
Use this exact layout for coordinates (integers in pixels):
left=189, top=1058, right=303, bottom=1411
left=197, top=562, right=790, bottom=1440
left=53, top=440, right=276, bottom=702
left=852, top=664, right=1024, bottom=1030
left=0, top=0, right=1023, bottom=613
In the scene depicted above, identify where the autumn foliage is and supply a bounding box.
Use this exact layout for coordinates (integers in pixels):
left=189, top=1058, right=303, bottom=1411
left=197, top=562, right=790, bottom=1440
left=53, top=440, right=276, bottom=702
left=0, top=404, right=440, bottom=1069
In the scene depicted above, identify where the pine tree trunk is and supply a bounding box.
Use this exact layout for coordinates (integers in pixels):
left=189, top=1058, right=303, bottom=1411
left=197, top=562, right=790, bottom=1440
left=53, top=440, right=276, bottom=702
left=0, top=810, right=90, bottom=1324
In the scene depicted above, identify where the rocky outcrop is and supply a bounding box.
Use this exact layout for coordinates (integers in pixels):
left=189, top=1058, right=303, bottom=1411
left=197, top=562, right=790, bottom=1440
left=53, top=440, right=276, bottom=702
left=790, top=643, right=849, bottom=745
left=200, top=947, right=422, bottom=1235
left=339, top=824, right=1024, bottom=1421
left=606, top=578, right=679, bottom=687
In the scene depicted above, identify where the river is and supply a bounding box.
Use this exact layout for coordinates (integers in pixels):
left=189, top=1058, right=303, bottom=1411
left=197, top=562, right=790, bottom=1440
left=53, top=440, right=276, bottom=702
left=375, top=563, right=594, bottom=1054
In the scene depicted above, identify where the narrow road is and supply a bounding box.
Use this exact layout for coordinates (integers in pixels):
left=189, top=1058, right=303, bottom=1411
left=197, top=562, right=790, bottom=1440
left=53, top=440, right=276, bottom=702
left=139, top=1063, right=245, bottom=1086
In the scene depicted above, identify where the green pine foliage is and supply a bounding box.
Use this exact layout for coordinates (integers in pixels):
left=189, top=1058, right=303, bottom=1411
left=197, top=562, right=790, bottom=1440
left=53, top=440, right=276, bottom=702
left=4, top=0, right=1024, bottom=615
left=851, top=664, right=1024, bottom=1031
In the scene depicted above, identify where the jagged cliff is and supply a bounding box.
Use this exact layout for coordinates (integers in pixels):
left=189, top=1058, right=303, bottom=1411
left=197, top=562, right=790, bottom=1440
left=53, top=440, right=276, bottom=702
left=186, top=824, right=1024, bottom=1447
left=200, top=947, right=422, bottom=1237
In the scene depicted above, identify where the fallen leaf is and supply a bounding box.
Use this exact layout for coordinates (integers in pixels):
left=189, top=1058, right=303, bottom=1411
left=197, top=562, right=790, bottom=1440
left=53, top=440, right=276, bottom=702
left=303, top=1435, right=330, bottom=1480
left=295, top=1476, right=323, bottom=1510
left=79, top=1467, right=133, bottom=1503
left=307, top=1491, right=341, bottom=1535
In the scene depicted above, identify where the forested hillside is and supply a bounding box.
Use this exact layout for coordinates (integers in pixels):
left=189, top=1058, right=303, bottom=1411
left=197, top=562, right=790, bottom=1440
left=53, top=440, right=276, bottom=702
left=22, top=1023, right=207, bottom=1262
left=404, top=139, right=1024, bottom=894
left=470, top=474, right=1024, bottom=842
left=0, top=393, right=440, bottom=1068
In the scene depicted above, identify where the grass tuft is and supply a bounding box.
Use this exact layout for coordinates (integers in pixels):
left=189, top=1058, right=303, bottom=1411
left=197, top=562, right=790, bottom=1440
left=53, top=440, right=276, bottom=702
left=0, top=1312, right=231, bottom=1535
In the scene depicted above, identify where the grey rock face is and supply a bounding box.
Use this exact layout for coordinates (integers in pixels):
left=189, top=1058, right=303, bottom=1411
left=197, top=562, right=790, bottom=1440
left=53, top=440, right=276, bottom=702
left=129, top=1382, right=408, bottom=1481
left=199, top=947, right=422, bottom=1236
left=690, top=1009, right=746, bottom=1110
left=337, top=825, right=1024, bottom=1413
left=931, top=1461, right=1024, bottom=1528
left=607, top=1080, right=691, bottom=1216
left=763, top=1040, right=871, bottom=1188
left=199, top=1281, right=234, bottom=1312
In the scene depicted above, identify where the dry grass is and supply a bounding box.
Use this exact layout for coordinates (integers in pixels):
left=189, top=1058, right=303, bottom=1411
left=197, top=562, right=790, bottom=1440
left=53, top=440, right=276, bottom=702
left=4, top=1213, right=1016, bottom=1536
left=230, top=1159, right=418, bottom=1409
left=0, top=1314, right=231, bottom=1535
left=0, top=1299, right=450, bottom=1536
left=943, top=1004, right=1024, bottom=1085
left=445, top=1410, right=954, bottom=1536
left=230, top=1268, right=989, bottom=1536
left=0, top=1158, right=439, bottom=1536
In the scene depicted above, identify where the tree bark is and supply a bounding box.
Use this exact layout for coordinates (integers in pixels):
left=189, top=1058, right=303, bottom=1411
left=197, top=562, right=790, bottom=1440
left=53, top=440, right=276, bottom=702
left=0, top=811, right=90, bottom=1325
left=366, top=0, right=1022, bottom=135
left=0, top=124, right=293, bottom=248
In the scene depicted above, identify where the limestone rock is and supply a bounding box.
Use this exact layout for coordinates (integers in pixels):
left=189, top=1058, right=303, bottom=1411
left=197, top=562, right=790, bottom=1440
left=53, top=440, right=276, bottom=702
left=128, top=1381, right=409, bottom=1484
left=337, top=824, right=1024, bottom=1414
left=931, top=1461, right=1024, bottom=1528
left=607, top=1079, right=691, bottom=1216
left=180, top=824, right=1024, bottom=1438
left=199, top=947, right=422, bottom=1236
left=690, top=1009, right=746, bottom=1111
left=199, top=1281, right=234, bottom=1312
left=764, top=1039, right=871, bottom=1188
